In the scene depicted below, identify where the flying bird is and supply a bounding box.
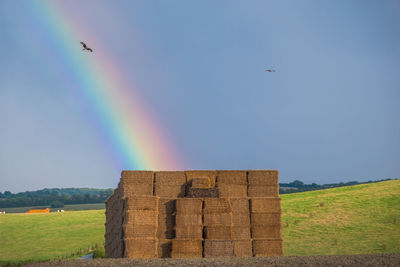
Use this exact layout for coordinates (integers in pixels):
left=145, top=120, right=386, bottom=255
left=80, top=41, right=93, bottom=52
left=265, top=69, right=276, bottom=72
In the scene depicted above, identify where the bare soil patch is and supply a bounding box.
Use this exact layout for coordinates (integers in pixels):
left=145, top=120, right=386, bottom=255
left=25, top=253, right=400, bottom=267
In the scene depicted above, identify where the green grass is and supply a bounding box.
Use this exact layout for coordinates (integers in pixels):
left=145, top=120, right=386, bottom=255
left=0, top=210, right=105, bottom=264
left=281, top=180, right=400, bottom=255
left=0, top=180, right=399, bottom=265
left=1, top=203, right=105, bottom=213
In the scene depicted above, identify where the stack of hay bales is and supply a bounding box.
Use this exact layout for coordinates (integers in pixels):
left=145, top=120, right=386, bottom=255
left=229, top=198, right=253, bottom=257
left=216, top=170, right=247, bottom=198
left=105, top=187, right=123, bottom=258
left=250, top=197, right=283, bottom=256
left=122, top=195, right=159, bottom=258
left=157, top=198, right=175, bottom=257
left=203, top=198, right=234, bottom=257
left=171, top=198, right=203, bottom=258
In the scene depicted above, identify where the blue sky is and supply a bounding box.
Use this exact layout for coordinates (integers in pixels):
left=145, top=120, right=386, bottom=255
left=1, top=1, right=399, bottom=192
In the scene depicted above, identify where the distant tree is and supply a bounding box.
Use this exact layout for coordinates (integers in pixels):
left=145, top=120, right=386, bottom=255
left=50, top=201, right=64, bottom=208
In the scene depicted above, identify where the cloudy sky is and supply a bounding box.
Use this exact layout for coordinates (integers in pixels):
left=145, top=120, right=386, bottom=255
left=1, top=0, right=399, bottom=192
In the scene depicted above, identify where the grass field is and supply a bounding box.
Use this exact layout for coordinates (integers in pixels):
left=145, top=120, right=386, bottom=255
left=1, top=203, right=106, bottom=213
left=0, top=180, right=399, bottom=264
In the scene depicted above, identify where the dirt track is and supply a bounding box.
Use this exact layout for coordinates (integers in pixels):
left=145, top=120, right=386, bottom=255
left=25, top=254, right=400, bottom=267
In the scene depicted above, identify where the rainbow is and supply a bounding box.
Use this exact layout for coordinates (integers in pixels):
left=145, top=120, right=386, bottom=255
left=28, top=2, right=184, bottom=170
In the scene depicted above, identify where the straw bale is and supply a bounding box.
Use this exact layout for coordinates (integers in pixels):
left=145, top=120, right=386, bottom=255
left=158, top=198, right=175, bottom=214
left=216, top=170, right=247, bottom=185
left=229, top=198, right=250, bottom=213
left=123, top=196, right=159, bottom=211
left=124, top=238, right=158, bottom=258
left=122, top=183, right=153, bottom=196
left=232, top=226, right=251, bottom=240
left=155, top=183, right=185, bottom=198
left=218, top=184, right=247, bottom=198
left=191, top=177, right=211, bottom=189
left=186, top=170, right=217, bottom=187
left=123, top=210, right=158, bottom=225
left=171, top=240, right=202, bottom=257
left=155, top=171, right=186, bottom=185
left=251, top=225, right=282, bottom=239
left=121, top=171, right=154, bottom=184
left=175, top=198, right=203, bottom=214
left=232, top=213, right=251, bottom=226
left=251, top=212, right=281, bottom=226
left=248, top=185, right=279, bottom=197
left=157, top=239, right=172, bottom=258
left=123, top=224, right=157, bottom=238
left=204, top=226, right=232, bottom=240
left=175, top=225, right=203, bottom=239
left=250, top=198, right=281, bottom=213
left=158, top=212, right=175, bottom=227
left=157, top=223, right=175, bottom=239
left=186, top=187, right=219, bottom=198
left=248, top=170, right=279, bottom=186
left=253, top=239, right=284, bottom=256
left=175, top=214, right=202, bottom=226
left=203, top=213, right=232, bottom=226
left=203, top=240, right=234, bottom=258
left=203, top=198, right=232, bottom=214
left=234, top=240, right=253, bottom=257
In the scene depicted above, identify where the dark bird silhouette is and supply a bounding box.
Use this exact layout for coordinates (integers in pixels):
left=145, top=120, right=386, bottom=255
left=265, top=69, right=276, bottom=72
left=80, top=41, right=93, bottom=52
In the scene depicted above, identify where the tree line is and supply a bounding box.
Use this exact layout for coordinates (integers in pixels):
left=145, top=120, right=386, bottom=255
left=0, top=188, right=113, bottom=208
left=0, top=178, right=394, bottom=208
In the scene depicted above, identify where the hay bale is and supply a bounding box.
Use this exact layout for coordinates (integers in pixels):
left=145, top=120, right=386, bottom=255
left=171, top=240, right=202, bottom=258
left=248, top=170, right=279, bottom=186
left=176, top=214, right=202, bottom=226
left=186, top=187, right=219, bottom=198
left=122, top=183, right=154, bottom=196
left=121, top=171, right=154, bottom=184
left=158, top=212, right=175, bottom=227
left=232, top=213, right=251, bottom=226
left=203, top=240, right=234, bottom=258
left=123, top=224, right=157, bottom=238
left=234, top=240, right=253, bottom=257
left=204, top=226, right=232, bottom=240
left=124, top=238, right=158, bottom=258
left=232, top=226, right=251, bottom=240
left=123, top=210, right=158, bottom=225
left=218, top=184, right=247, bottom=198
left=155, top=171, right=186, bottom=185
left=250, top=198, right=281, bottom=213
left=203, top=198, right=232, bottom=214
left=216, top=170, right=247, bottom=185
left=155, top=184, right=185, bottom=198
left=229, top=198, right=249, bottom=213
left=157, top=239, right=172, bottom=258
left=248, top=185, right=279, bottom=197
left=251, top=212, right=281, bottom=226
left=253, top=239, right=284, bottom=256
left=203, top=213, right=232, bottom=226
left=176, top=198, right=203, bottom=214
left=124, top=196, right=159, bottom=211
left=251, top=225, right=282, bottom=239
left=158, top=198, right=175, bottom=214
left=175, top=225, right=203, bottom=239
left=186, top=170, right=217, bottom=187
left=191, top=177, right=211, bottom=189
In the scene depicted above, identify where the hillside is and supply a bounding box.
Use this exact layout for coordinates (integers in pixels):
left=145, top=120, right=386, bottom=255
left=0, top=180, right=399, bottom=264
left=281, top=180, right=400, bottom=255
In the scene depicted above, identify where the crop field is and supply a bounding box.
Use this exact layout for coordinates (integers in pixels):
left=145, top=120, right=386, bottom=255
left=0, top=180, right=399, bottom=265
